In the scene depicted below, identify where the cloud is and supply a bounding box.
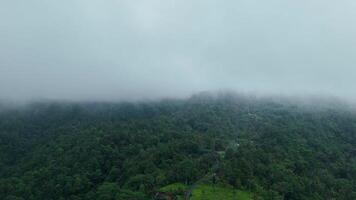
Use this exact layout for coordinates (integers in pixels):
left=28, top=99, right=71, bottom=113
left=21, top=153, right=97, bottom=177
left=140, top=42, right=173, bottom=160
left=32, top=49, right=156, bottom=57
left=1, top=0, right=356, bottom=101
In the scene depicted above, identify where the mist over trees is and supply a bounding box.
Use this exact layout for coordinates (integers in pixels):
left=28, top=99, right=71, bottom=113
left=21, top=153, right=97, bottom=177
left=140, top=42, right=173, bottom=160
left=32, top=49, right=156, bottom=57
left=1, top=1, right=356, bottom=199
left=0, top=93, right=355, bottom=200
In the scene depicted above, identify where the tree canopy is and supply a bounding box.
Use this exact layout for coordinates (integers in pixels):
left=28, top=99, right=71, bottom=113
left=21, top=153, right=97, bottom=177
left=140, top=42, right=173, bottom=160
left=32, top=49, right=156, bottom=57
left=0, top=94, right=355, bottom=199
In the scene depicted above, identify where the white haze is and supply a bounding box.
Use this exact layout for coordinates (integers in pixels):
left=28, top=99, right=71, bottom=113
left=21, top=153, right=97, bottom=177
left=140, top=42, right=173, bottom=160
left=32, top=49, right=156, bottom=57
left=1, top=0, right=356, bottom=101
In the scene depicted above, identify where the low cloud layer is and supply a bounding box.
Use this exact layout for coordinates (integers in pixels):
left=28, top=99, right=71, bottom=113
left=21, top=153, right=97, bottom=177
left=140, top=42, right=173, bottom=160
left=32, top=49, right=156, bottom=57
left=1, top=0, right=356, bottom=101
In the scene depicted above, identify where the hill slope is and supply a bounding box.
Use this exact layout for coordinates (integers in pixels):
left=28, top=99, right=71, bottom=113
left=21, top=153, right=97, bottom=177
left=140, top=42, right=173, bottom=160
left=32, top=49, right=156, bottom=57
left=0, top=94, right=355, bottom=200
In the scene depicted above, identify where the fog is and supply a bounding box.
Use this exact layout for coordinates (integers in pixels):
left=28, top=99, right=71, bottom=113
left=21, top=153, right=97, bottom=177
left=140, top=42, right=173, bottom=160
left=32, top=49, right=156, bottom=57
left=1, top=0, right=356, bottom=101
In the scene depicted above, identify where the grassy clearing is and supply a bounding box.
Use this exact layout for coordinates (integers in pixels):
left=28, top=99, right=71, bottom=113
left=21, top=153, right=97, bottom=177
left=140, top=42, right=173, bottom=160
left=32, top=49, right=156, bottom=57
left=159, top=183, right=188, bottom=193
left=191, top=185, right=252, bottom=200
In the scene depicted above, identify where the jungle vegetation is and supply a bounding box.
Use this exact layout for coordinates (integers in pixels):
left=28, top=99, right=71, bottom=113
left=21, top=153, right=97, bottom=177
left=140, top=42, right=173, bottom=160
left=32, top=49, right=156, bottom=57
left=0, top=93, right=355, bottom=200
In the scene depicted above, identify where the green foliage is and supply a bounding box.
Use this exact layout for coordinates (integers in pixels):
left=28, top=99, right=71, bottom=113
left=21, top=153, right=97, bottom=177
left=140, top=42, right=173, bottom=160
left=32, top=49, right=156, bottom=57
left=0, top=94, right=355, bottom=199
left=97, top=182, right=121, bottom=200
left=159, top=183, right=187, bottom=194
left=191, top=185, right=251, bottom=200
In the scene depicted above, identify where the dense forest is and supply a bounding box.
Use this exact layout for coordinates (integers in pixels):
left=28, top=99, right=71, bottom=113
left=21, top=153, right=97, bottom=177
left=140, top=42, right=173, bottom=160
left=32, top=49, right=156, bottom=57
left=0, top=93, right=355, bottom=200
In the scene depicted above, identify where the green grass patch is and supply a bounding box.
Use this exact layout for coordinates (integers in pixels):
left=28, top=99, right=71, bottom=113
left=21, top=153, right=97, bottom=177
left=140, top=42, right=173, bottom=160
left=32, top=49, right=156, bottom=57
left=191, top=185, right=252, bottom=200
left=159, top=183, right=188, bottom=193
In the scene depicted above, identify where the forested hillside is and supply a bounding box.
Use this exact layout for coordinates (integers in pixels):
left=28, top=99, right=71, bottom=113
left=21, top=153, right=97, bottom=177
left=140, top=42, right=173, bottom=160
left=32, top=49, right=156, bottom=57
left=0, top=93, right=355, bottom=200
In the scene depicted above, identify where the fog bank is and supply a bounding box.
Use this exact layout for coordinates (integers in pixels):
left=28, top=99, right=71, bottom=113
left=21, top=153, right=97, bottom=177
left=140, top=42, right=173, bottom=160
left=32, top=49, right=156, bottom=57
left=1, top=0, right=356, bottom=101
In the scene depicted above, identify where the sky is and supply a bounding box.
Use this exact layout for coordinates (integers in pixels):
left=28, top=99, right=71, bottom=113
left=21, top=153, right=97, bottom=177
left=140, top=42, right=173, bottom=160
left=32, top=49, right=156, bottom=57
left=0, top=0, right=356, bottom=101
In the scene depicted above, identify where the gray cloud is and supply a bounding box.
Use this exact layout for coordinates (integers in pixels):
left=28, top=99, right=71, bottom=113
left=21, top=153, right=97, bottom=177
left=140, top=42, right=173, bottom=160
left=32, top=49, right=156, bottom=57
left=1, top=0, right=356, bottom=101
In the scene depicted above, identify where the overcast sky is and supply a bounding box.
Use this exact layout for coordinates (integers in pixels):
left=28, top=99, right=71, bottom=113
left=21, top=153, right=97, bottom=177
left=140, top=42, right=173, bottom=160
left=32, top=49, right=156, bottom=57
left=1, top=0, right=356, bottom=101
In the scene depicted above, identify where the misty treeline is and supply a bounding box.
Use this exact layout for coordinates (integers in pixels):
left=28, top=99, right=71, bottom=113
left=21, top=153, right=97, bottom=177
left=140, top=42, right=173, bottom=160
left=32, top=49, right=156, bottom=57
left=0, top=93, right=355, bottom=200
